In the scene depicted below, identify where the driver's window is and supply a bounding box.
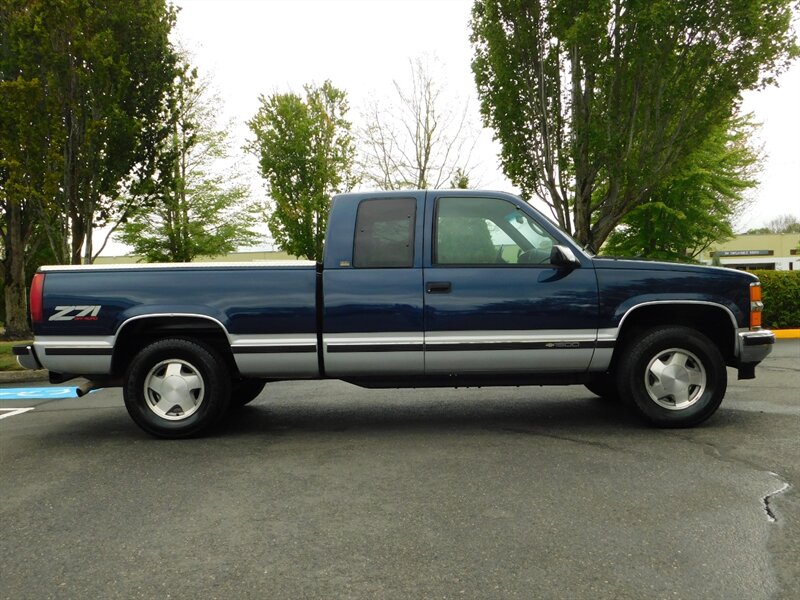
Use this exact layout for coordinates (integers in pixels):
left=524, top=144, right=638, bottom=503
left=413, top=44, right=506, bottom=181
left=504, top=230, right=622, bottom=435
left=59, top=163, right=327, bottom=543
left=434, top=197, right=557, bottom=266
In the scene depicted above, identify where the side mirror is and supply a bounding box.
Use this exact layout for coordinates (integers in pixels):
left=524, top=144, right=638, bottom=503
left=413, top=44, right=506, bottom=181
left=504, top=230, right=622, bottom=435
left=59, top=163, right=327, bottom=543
left=550, top=245, right=581, bottom=268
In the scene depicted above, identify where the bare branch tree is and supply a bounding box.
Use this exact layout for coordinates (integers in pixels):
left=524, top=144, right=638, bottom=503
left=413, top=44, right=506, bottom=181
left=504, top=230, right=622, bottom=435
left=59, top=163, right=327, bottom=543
left=359, top=57, right=479, bottom=190
left=765, top=214, right=800, bottom=234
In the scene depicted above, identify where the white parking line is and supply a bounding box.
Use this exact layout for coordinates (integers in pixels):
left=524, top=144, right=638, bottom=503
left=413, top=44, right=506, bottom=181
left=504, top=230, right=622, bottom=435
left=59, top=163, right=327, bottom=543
left=0, top=407, right=35, bottom=420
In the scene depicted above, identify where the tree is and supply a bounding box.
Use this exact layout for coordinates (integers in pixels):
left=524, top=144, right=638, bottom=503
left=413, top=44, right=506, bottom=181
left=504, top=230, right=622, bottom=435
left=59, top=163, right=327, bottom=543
left=42, top=0, right=179, bottom=264
left=745, top=215, right=800, bottom=234
left=0, top=77, right=59, bottom=337
left=604, top=114, right=760, bottom=261
left=0, top=0, right=177, bottom=337
left=119, top=66, right=259, bottom=263
left=450, top=167, right=471, bottom=189
left=764, top=214, right=800, bottom=234
left=471, top=0, right=798, bottom=250
left=247, top=81, right=358, bottom=260
left=360, top=58, right=478, bottom=191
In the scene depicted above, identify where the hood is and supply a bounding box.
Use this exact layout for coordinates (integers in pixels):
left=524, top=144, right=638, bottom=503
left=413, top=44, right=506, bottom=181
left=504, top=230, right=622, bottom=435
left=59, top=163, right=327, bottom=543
left=592, top=256, right=759, bottom=280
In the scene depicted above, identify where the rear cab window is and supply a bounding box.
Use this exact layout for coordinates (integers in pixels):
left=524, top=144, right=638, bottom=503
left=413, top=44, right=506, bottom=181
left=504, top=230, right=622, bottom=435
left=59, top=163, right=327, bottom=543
left=353, top=198, right=417, bottom=268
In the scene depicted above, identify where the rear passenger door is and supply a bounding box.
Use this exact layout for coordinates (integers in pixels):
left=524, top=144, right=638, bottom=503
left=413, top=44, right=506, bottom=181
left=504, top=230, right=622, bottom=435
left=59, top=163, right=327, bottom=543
left=322, top=193, right=425, bottom=376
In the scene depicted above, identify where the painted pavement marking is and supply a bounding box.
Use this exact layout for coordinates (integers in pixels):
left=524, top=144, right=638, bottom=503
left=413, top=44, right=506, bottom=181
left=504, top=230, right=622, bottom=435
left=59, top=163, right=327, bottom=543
left=0, top=407, right=35, bottom=420
left=0, top=387, right=79, bottom=400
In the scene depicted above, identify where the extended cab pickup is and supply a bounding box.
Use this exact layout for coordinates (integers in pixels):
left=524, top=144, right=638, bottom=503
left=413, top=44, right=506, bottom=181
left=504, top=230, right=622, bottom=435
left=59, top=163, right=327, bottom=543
left=15, top=190, right=775, bottom=437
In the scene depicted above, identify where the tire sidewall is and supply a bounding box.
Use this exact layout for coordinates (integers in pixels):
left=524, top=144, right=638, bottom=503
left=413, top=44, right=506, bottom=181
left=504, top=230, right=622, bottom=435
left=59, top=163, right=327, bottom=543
left=124, top=338, right=231, bottom=438
left=618, top=327, right=727, bottom=427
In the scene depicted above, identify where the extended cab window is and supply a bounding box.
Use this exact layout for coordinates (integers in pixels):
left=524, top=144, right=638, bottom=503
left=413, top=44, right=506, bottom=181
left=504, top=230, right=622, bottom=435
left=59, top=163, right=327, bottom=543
left=353, top=198, right=416, bottom=268
left=435, top=197, right=557, bottom=266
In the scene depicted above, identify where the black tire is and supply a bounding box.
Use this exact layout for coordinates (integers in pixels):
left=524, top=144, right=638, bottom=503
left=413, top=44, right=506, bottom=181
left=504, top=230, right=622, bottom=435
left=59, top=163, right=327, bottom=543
left=123, top=338, right=231, bottom=438
left=230, top=378, right=266, bottom=408
left=616, top=326, right=727, bottom=428
left=585, top=376, right=618, bottom=401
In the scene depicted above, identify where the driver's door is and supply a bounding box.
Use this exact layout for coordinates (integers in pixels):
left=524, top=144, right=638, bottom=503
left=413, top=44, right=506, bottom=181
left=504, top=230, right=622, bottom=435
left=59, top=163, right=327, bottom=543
left=423, top=194, right=599, bottom=374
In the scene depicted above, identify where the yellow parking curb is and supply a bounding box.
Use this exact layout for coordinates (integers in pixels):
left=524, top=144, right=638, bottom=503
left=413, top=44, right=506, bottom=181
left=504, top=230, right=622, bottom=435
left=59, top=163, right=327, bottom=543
left=774, top=329, right=800, bottom=339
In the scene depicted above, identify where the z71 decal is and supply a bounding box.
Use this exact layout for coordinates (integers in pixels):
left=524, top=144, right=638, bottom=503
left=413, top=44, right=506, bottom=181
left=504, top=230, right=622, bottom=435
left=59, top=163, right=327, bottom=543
left=49, top=305, right=102, bottom=321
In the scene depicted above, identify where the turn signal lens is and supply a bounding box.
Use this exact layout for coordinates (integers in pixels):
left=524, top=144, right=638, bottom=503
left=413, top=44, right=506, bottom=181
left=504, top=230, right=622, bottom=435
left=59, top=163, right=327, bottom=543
left=749, top=282, right=763, bottom=329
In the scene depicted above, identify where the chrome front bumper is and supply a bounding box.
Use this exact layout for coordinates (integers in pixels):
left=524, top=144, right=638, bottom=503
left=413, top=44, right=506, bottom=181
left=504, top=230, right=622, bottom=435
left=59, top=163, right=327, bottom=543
left=737, top=329, right=775, bottom=365
left=12, top=344, right=42, bottom=370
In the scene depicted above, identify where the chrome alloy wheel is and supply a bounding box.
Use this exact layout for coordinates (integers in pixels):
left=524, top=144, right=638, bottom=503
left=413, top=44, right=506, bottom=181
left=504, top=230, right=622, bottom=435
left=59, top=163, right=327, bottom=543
left=142, top=359, right=205, bottom=421
left=644, top=347, right=707, bottom=411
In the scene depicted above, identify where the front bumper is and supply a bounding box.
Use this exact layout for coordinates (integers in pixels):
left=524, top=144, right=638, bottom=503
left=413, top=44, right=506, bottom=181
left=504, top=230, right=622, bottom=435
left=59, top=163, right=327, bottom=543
left=12, top=344, right=42, bottom=370
left=737, top=329, right=775, bottom=365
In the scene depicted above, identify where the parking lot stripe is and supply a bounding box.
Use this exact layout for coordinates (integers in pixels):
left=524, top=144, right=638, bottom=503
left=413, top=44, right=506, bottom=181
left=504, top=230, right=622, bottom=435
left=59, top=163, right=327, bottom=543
left=0, top=407, right=35, bottom=420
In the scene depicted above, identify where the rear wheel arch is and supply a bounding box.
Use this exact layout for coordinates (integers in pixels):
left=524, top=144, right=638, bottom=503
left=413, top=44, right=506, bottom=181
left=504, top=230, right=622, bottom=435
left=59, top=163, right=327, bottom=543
left=111, top=315, right=238, bottom=378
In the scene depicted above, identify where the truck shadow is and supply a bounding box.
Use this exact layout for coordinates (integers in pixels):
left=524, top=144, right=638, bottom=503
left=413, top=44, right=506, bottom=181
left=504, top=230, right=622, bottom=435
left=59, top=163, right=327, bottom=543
left=217, top=393, right=644, bottom=438
left=30, top=386, right=762, bottom=443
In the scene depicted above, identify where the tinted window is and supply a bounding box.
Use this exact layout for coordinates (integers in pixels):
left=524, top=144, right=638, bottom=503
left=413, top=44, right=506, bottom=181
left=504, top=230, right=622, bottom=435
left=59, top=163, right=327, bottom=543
left=353, top=198, right=416, bottom=268
left=435, top=197, right=557, bottom=266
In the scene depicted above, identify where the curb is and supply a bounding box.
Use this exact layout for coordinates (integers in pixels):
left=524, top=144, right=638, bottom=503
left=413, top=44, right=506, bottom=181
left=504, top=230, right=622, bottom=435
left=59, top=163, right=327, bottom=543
left=0, top=369, right=49, bottom=384
left=774, top=329, right=800, bottom=340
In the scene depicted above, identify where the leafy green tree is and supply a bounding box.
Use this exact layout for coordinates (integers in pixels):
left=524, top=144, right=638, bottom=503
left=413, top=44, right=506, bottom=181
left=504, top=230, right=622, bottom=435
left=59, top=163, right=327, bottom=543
left=120, top=66, right=259, bottom=263
left=1, top=0, right=177, bottom=336
left=471, top=0, right=798, bottom=250
left=1, top=2, right=65, bottom=337
left=41, top=0, right=179, bottom=263
left=604, top=115, right=760, bottom=261
left=248, top=81, right=358, bottom=260
left=450, top=168, right=471, bottom=189
left=744, top=227, right=772, bottom=235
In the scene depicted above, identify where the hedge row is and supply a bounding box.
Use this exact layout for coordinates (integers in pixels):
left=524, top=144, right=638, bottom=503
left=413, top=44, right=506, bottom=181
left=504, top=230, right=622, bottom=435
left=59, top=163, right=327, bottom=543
left=750, top=270, right=800, bottom=329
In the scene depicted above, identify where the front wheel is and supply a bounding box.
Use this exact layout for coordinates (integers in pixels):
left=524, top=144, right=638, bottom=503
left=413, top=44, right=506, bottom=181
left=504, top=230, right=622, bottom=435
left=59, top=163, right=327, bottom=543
left=123, top=338, right=231, bottom=438
left=616, top=326, right=727, bottom=428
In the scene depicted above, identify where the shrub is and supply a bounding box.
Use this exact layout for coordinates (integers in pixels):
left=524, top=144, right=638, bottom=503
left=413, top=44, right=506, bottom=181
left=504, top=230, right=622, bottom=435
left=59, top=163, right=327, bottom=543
left=750, top=270, right=800, bottom=329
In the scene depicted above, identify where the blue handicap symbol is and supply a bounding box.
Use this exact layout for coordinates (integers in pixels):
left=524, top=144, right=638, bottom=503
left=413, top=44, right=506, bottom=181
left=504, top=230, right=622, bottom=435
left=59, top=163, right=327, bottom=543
left=0, top=387, right=79, bottom=400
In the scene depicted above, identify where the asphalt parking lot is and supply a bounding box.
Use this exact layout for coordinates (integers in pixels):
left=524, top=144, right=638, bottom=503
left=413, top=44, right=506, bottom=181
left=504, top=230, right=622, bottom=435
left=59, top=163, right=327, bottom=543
left=1, top=340, right=798, bottom=600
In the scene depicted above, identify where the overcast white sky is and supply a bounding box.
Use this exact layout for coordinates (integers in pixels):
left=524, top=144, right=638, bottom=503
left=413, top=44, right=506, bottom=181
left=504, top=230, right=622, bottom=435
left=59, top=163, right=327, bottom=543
left=108, top=0, right=799, bottom=253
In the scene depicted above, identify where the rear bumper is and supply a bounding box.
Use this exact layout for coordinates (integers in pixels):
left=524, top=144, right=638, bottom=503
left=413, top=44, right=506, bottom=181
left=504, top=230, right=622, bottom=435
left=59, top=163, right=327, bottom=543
left=12, top=344, right=42, bottom=370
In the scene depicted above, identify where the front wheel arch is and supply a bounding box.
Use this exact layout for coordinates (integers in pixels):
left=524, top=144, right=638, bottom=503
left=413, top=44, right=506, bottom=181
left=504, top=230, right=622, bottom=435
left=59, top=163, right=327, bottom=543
left=612, top=303, right=737, bottom=369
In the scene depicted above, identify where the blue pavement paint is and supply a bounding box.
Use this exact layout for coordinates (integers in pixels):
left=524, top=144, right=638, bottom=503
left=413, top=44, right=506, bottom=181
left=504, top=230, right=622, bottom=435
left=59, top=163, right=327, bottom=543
left=0, top=387, right=80, bottom=400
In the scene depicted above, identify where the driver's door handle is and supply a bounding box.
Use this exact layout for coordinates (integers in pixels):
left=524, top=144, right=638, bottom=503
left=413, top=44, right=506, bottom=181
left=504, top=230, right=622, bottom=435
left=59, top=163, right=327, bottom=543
left=426, top=281, right=452, bottom=294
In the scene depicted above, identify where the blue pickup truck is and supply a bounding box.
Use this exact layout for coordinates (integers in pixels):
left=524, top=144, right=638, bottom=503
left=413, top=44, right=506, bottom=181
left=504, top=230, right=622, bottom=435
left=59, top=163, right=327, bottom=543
left=15, top=190, right=775, bottom=437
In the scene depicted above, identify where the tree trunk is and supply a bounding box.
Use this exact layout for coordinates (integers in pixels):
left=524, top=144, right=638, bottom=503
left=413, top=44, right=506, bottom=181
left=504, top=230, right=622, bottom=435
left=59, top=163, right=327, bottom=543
left=70, top=210, right=85, bottom=265
left=83, top=200, right=94, bottom=264
left=2, top=198, right=31, bottom=339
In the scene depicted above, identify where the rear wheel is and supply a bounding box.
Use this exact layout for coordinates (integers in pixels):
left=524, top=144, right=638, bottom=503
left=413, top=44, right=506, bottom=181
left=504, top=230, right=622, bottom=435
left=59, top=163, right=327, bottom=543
left=123, top=338, right=231, bottom=438
left=616, top=326, right=726, bottom=427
